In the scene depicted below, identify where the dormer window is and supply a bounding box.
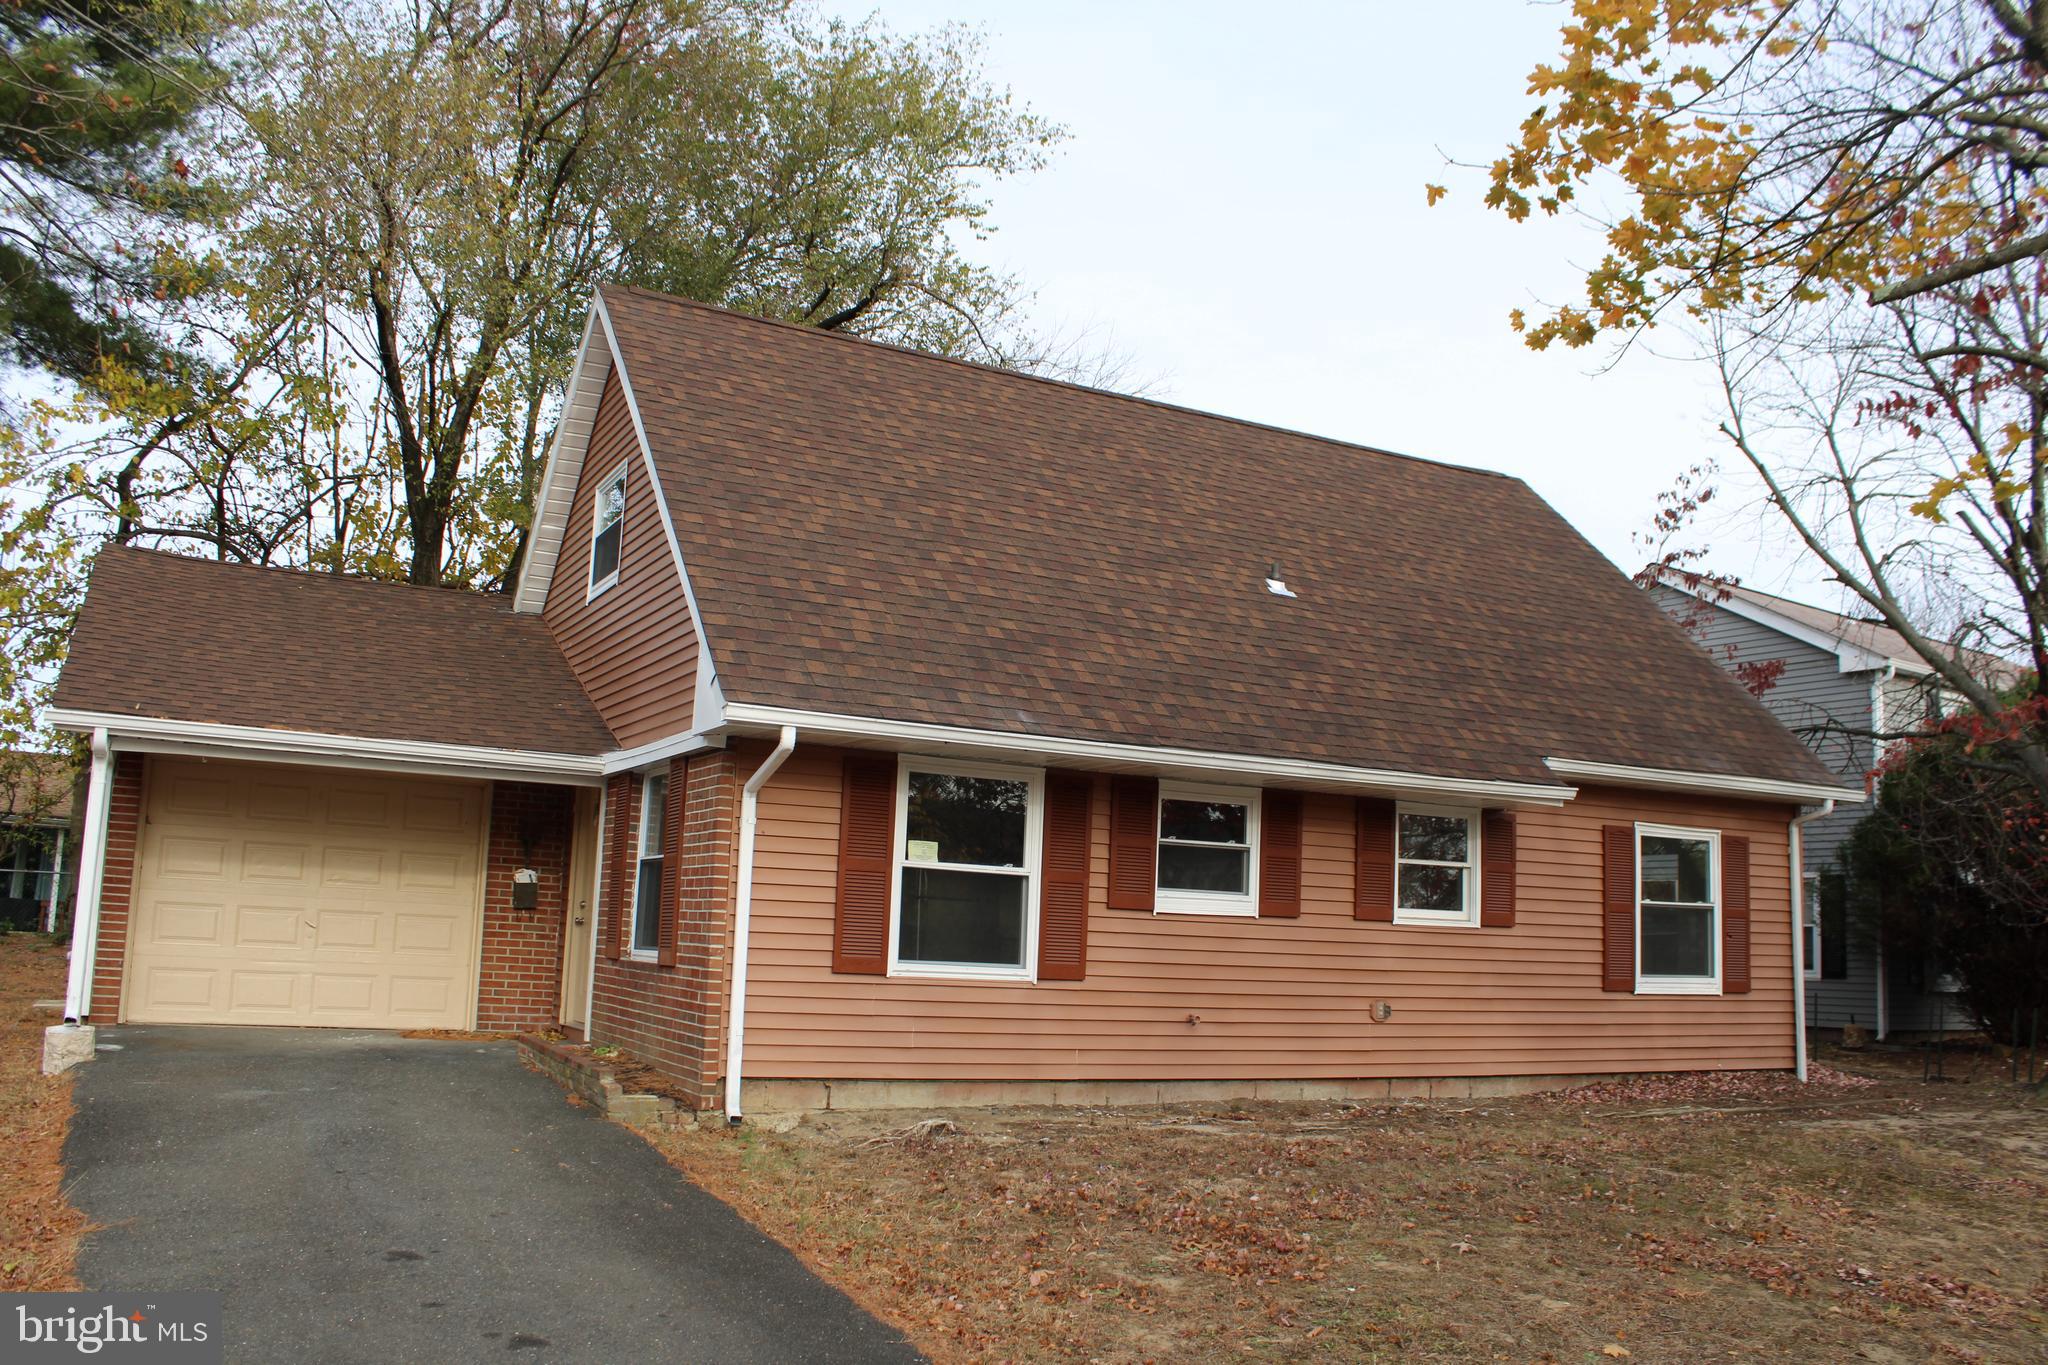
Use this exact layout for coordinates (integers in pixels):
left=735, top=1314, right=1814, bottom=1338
left=588, top=462, right=627, bottom=598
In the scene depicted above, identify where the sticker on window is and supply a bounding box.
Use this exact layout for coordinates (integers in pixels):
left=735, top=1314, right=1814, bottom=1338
left=905, top=839, right=940, bottom=863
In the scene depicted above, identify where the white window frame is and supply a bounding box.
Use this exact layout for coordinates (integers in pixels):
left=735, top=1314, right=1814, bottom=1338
left=586, top=460, right=629, bottom=601
left=1154, top=782, right=1261, bottom=918
left=626, top=770, right=667, bottom=961
left=1801, top=875, right=1822, bottom=980
left=887, top=755, right=1044, bottom=982
left=1634, top=822, right=1722, bottom=996
left=1391, top=802, right=1481, bottom=927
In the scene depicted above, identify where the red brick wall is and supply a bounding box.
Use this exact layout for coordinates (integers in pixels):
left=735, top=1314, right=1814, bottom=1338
left=589, top=748, right=739, bottom=1107
left=88, top=753, right=145, bottom=1019
left=476, top=782, right=578, bottom=1031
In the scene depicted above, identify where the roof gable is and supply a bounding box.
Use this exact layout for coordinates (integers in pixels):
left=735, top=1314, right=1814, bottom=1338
left=590, top=285, right=1832, bottom=791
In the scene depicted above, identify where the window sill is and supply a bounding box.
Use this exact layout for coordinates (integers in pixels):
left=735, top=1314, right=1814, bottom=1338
left=1392, top=910, right=1480, bottom=928
left=1634, top=978, right=1722, bottom=996
left=586, top=573, right=620, bottom=603
left=625, top=949, right=661, bottom=965
left=889, top=961, right=1034, bottom=984
left=1155, top=893, right=1257, bottom=918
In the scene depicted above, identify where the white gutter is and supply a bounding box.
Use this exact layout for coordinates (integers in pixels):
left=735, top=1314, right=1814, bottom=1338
left=63, top=728, right=113, bottom=1021
left=1788, top=798, right=1836, bottom=1082
left=44, top=710, right=606, bottom=787
left=724, top=725, right=797, bottom=1122
left=600, top=728, right=724, bottom=775
left=1545, top=757, right=1862, bottom=806
left=1868, top=665, right=1894, bottom=1040
left=722, top=704, right=1573, bottom=806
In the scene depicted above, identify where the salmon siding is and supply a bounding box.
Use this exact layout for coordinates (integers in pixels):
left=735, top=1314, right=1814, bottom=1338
left=540, top=369, right=699, bottom=748
left=727, top=744, right=1797, bottom=1085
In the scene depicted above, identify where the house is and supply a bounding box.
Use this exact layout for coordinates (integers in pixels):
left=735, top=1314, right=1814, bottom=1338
left=1649, top=578, right=1992, bottom=1038
left=2, top=754, right=73, bottom=932
left=47, top=286, right=1859, bottom=1115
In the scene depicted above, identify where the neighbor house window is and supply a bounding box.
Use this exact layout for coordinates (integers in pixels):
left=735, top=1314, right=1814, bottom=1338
left=629, top=772, right=667, bottom=956
left=1636, top=824, right=1719, bottom=993
left=1155, top=784, right=1259, bottom=916
left=1801, top=876, right=1822, bottom=979
left=588, top=462, right=627, bottom=596
left=891, top=760, right=1041, bottom=978
left=1394, top=805, right=1479, bottom=925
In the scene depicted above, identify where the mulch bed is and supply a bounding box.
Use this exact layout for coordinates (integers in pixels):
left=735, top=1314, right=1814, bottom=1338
left=0, top=933, right=87, bottom=1290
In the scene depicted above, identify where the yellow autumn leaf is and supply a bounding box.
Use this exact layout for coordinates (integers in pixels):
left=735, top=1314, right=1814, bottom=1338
left=1425, top=183, right=1447, bottom=206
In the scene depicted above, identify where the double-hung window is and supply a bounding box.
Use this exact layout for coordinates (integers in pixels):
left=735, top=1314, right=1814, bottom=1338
left=629, top=773, right=667, bottom=956
left=1801, top=876, right=1822, bottom=979
left=1155, top=784, right=1258, bottom=916
left=1393, top=804, right=1479, bottom=925
left=1636, top=824, right=1719, bottom=993
left=892, top=760, right=1041, bottom=978
left=587, top=463, right=627, bottom=597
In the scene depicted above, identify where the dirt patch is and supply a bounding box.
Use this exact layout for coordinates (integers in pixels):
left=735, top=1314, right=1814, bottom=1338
left=398, top=1029, right=521, bottom=1042
left=0, top=933, right=87, bottom=1290
left=639, top=1067, right=2048, bottom=1362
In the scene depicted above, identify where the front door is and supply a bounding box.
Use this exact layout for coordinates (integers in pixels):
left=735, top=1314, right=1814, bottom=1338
left=559, top=787, right=600, bottom=1029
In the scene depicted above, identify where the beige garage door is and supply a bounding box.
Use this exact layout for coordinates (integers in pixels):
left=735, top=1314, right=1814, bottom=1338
left=125, top=759, right=486, bottom=1028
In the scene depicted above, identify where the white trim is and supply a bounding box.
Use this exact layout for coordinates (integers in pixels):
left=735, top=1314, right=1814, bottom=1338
left=1800, top=874, right=1822, bottom=981
left=725, top=725, right=797, bottom=1121
left=1545, top=758, right=1860, bottom=805
left=1153, top=781, right=1260, bottom=918
left=602, top=728, right=724, bottom=775
left=1655, top=576, right=1916, bottom=676
left=583, top=459, right=629, bottom=602
left=592, top=293, right=727, bottom=733
left=514, top=308, right=608, bottom=613
left=62, top=728, right=112, bottom=1020
left=721, top=703, right=1576, bottom=805
left=626, top=770, right=668, bottom=958
left=1391, top=802, right=1482, bottom=927
left=887, top=755, right=1044, bottom=982
left=1789, top=798, right=1835, bottom=1080
left=1634, top=822, right=1722, bottom=996
left=45, top=710, right=605, bottom=787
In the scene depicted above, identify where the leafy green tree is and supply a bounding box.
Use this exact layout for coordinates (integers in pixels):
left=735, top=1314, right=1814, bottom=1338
left=0, top=0, right=226, bottom=383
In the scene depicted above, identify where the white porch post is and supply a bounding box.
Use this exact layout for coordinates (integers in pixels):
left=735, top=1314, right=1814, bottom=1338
left=63, top=728, right=114, bottom=1021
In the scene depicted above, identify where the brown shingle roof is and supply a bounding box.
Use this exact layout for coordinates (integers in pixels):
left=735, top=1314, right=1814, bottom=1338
left=601, top=285, right=1834, bottom=790
left=1723, top=583, right=2023, bottom=687
left=55, top=547, right=616, bottom=756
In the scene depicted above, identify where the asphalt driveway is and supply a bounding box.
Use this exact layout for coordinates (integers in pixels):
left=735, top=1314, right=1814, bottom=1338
left=64, top=1027, right=920, bottom=1364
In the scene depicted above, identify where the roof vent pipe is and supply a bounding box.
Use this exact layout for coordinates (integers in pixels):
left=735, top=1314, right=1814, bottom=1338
left=1264, top=561, right=1297, bottom=598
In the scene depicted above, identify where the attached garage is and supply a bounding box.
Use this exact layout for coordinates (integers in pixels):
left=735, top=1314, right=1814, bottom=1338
left=125, top=759, right=488, bottom=1028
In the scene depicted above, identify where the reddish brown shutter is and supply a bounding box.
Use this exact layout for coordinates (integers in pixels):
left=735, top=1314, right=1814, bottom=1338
left=1106, top=776, right=1158, bottom=911
left=1722, top=834, right=1751, bottom=994
left=656, top=755, right=688, bottom=967
left=1258, top=790, right=1303, bottom=918
left=832, top=756, right=896, bottom=975
left=1354, top=797, right=1395, bottom=921
left=602, top=772, right=633, bottom=960
left=1601, top=824, right=1636, bottom=992
left=1037, top=771, right=1093, bottom=980
left=1479, top=810, right=1516, bottom=928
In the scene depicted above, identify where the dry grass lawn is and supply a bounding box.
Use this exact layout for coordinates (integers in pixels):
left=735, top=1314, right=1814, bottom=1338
left=646, top=1055, right=2048, bottom=1362
left=0, top=931, right=84, bottom=1290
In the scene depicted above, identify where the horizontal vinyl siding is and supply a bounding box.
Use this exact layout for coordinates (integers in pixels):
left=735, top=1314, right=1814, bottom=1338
left=739, top=746, right=1798, bottom=1082
left=542, top=369, right=697, bottom=747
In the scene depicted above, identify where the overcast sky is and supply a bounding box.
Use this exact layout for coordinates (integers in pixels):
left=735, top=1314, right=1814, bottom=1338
left=822, top=1, right=1833, bottom=600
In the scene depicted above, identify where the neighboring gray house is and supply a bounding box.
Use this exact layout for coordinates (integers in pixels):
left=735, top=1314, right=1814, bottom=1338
left=1649, top=579, right=1974, bottom=1037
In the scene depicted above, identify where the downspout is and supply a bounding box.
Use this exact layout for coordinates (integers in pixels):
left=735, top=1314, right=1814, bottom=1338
left=63, top=728, right=113, bottom=1022
left=724, top=725, right=797, bottom=1123
left=1869, top=665, right=1895, bottom=1041
left=1789, top=798, right=1835, bottom=1082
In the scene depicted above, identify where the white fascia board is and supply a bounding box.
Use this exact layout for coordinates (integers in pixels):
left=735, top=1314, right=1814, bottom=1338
left=602, top=727, right=726, bottom=775
left=1544, top=757, right=1863, bottom=805
left=513, top=307, right=608, bottom=614
left=1660, top=578, right=1912, bottom=676
left=591, top=291, right=728, bottom=741
left=720, top=702, right=1576, bottom=805
left=45, top=710, right=606, bottom=787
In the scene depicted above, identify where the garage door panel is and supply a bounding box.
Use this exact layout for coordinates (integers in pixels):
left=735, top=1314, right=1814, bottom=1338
left=128, top=760, right=484, bottom=1028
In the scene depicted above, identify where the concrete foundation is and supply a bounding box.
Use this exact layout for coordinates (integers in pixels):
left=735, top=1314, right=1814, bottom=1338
left=738, top=1071, right=1631, bottom=1115
left=43, top=1023, right=96, bottom=1076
